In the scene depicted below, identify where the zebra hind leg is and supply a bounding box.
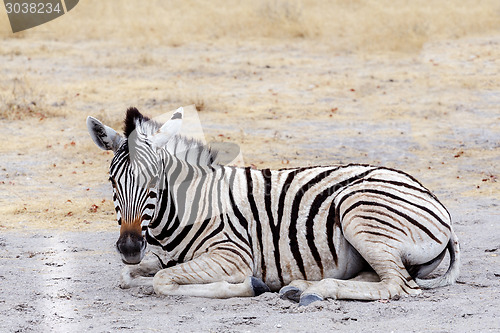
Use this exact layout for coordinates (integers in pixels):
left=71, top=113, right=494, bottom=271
left=349, top=270, right=380, bottom=282
left=279, top=271, right=379, bottom=304
left=297, top=254, right=421, bottom=305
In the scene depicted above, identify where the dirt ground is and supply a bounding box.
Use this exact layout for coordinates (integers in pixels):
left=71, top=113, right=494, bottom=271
left=1, top=2, right=500, bottom=332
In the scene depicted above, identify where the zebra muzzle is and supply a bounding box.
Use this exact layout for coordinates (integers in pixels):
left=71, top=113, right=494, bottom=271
left=116, top=232, right=147, bottom=265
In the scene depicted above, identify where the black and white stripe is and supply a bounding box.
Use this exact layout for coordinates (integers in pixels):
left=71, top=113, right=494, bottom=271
left=87, top=107, right=460, bottom=302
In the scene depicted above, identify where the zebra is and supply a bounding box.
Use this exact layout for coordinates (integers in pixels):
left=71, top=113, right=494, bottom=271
left=86, top=107, right=460, bottom=305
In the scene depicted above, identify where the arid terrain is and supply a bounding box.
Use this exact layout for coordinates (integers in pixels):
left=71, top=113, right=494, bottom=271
left=0, top=1, right=499, bottom=332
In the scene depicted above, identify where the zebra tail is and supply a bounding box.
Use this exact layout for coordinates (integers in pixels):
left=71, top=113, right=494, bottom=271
left=415, top=228, right=461, bottom=289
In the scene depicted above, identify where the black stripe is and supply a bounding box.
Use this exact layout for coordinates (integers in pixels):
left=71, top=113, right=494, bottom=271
left=146, top=229, right=162, bottom=247
left=344, top=188, right=450, bottom=230
left=364, top=178, right=429, bottom=195
left=245, top=167, right=266, bottom=281
left=288, top=167, right=345, bottom=279
left=223, top=231, right=253, bottom=262
left=354, top=214, right=408, bottom=236
left=207, top=239, right=232, bottom=249
left=356, top=230, right=399, bottom=241
left=152, top=165, right=177, bottom=238
left=164, top=221, right=194, bottom=252
left=206, top=231, right=253, bottom=261
left=261, top=168, right=285, bottom=285
left=305, top=168, right=372, bottom=274
left=216, top=167, right=226, bottom=220
left=324, top=169, right=380, bottom=265
left=154, top=168, right=180, bottom=239
left=305, top=190, right=332, bottom=275
left=149, top=157, right=173, bottom=229
left=262, top=169, right=274, bottom=229
left=204, top=165, right=218, bottom=223
left=188, top=168, right=204, bottom=223
left=155, top=215, right=180, bottom=241
left=228, top=168, right=249, bottom=230
left=341, top=201, right=442, bottom=244
left=152, top=252, right=174, bottom=269
left=228, top=168, right=253, bottom=258
left=366, top=166, right=453, bottom=222
left=288, top=167, right=372, bottom=280
left=193, top=218, right=225, bottom=255
left=145, top=203, right=155, bottom=211
left=277, top=168, right=305, bottom=225
left=226, top=214, right=250, bottom=248
left=272, top=168, right=308, bottom=283
left=164, top=260, right=177, bottom=268
left=325, top=201, right=338, bottom=264
left=217, top=246, right=251, bottom=270
left=176, top=156, right=195, bottom=224
left=176, top=216, right=212, bottom=262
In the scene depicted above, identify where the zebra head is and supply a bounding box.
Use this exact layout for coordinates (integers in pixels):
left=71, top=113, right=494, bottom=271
left=86, top=107, right=183, bottom=265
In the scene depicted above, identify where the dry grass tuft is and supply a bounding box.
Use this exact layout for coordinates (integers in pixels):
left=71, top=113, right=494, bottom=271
left=259, top=1, right=310, bottom=38
left=0, top=77, right=50, bottom=120
left=91, top=108, right=125, bottom=132
left=193, top=97, right=206, bottom=112
left=1, top=0, right=499, bottom=52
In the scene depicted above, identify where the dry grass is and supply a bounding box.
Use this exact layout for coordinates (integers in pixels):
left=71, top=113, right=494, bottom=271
left=0, top=197, right=115, bottom=231
left=0, top=0, right=498, bottom=231
left=0, top=77, right=48, bottom=120
left=1, top=0, right=499, bottom=52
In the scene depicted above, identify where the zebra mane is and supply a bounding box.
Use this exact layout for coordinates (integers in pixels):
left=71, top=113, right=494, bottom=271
left=123, top=107, right=218, bottom=166
left=124, top=107, right=155, bottom=138
left=166, top=135, right=219, bottom=166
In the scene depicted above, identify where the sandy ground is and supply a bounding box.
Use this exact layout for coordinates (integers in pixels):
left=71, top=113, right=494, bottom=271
left=1, top=5, right=500, bottom=331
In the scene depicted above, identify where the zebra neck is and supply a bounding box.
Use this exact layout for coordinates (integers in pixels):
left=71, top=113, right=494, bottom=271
left=148, top=162, right=231, bottom=252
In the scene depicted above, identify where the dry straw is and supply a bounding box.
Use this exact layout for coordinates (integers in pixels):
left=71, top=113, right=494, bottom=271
left=1, top=0, right=499, bottom=52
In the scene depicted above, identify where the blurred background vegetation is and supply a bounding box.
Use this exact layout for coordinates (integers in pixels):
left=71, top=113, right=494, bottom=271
left=1, top=0, right=500, bottom=52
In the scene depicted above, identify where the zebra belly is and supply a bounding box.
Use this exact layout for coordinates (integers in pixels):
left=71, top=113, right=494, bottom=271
left=262, top=226, right=366, bottom=291
left=324, top=233, right=366, bottom=280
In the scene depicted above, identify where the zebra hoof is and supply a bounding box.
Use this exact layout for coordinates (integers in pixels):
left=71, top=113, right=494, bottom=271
left=299, top=293, right=323, bottom=306
left=279, top=286, right=302, bottom=303
left=250, top=277, right=270, bottom=296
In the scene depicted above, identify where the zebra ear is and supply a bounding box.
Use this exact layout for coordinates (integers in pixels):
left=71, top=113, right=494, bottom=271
left=152, top=107, right=183, bottom=148
left=86, top=116, right=123, bottom=152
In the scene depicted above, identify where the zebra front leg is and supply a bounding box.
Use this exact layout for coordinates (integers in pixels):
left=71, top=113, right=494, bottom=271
left=298, top=274, right=421, bottom=305
left=154, top=276, right=269, bottom=298
left=120, top=254, right=162, bottom=289
left=153, top=252, right=269, bottom=298
left=279, top=280, right=314, bottom=303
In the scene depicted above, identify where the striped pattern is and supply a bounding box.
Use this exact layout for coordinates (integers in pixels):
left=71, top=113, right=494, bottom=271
left=88, top=108, right=460, bottom=302
left=109, top=139, right=159, bottom=234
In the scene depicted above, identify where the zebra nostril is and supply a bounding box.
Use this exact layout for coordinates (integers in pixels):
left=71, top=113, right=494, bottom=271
left=116, top=233, right=144, bottom=264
